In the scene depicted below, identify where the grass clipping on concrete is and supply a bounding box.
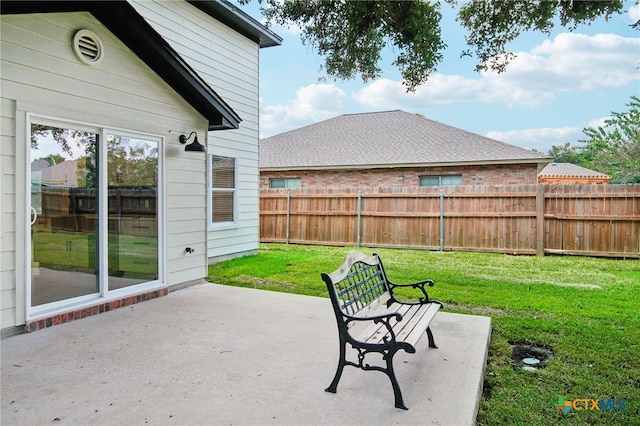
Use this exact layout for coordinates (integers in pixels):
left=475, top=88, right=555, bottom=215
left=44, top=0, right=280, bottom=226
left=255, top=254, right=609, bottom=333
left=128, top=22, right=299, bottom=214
left=208, top=243, right=639, bottom=425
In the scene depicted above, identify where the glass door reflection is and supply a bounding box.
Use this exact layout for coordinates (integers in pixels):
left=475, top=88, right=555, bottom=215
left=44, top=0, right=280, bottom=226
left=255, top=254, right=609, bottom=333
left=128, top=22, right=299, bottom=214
left=30, top=125, right=99, bottom=306
left=106, top=134, right=158, bottom=290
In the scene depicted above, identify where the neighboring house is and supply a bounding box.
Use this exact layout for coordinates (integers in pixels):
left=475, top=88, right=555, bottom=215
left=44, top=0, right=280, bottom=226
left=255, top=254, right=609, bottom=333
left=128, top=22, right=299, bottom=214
left=538, top=162, right=611, bottom=184
left=31, top=159, right=82, bottom=187
left=1, top=1, right=281, bottom=336
left=260, top=110, right=551, bottom=189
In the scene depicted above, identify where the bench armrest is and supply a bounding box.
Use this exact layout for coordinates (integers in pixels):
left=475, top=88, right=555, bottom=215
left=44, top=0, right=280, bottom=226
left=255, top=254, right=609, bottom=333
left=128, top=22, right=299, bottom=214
left=372, top=253, right=443, bottom=308
left=387, top=279, right=442, bottom=307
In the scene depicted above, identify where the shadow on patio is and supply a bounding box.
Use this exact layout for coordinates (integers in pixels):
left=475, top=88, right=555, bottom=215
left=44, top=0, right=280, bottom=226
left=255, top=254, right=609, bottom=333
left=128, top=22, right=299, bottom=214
left=1, top=284, right=491, bottom=425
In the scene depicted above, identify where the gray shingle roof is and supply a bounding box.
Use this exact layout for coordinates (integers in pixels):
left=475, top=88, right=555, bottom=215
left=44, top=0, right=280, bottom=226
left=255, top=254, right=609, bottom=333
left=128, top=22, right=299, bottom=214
left=260, top=110, right=550, bottom=170
left=539, top=162, right=609, bottom=177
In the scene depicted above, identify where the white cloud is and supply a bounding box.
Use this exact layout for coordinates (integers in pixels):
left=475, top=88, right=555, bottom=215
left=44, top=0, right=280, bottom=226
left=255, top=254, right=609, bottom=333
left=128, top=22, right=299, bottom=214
left=525, top=33, right=640, bottom=90
left=263, top=18, right=302, bottom=36
left=260, top=84, right=345, bottom=137
left=486, top=127, right=583, bottom=153
left=486, top=114, right=614, bottom=153
left=272, top=22, right=302, bottom=35
left=629, top=3, right=640, bottom=24
left=353, top=33, right=640, bottom=109
left=256, top=0, right=302, bottom=35
left=352, top=75, right=488, bottom=108
left=586, top=116, right=610, bottom=128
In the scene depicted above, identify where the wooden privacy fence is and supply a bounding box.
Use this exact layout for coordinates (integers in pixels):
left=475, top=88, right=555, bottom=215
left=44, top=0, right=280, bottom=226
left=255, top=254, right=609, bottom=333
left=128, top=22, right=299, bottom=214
left=260, top=184, right=640, bottom=258
left=35, top=186, right=157, bottom=236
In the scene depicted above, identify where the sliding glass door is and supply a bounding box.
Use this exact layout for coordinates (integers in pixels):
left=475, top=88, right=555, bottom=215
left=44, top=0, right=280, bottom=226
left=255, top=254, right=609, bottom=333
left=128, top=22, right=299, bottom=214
left=30, top=125, right=99, bottom=306
left=106, top=134, right=158, bottom=290
left=30, top=122, right=160, bottom=310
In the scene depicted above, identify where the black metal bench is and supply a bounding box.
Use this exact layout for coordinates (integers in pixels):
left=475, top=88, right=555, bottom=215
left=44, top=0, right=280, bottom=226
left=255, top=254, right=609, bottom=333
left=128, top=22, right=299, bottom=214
left=321, top=250, right=443, bottom=410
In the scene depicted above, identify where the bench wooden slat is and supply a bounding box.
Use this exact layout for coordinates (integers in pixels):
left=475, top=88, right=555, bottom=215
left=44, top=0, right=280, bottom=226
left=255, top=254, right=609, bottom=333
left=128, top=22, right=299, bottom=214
left=396, top=303, right=440, bottom=348
left=356, top=302, right=440, bottom=348
left=354, top=301, right=403, bottom=342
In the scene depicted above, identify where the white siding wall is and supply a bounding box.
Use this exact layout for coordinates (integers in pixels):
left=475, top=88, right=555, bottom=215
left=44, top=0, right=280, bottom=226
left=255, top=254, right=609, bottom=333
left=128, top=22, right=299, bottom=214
left=1, top=99, right=19, bottom=329
left=0, top=11, right=210, bottom=328
left=131, top=1, right=261, bottom=262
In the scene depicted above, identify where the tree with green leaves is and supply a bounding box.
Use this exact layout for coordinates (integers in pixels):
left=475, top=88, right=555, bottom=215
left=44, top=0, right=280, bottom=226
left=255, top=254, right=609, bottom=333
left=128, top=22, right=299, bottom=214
left=577, top=95, right=640, bottom=183
left=31, top=127, right=157, bottom=188
left=31, top=125, right=89, bottom=158
left=248, top=0, right=630, bottom=91
left=548, top=96, right=640, bottom=183
left=547, top=142, right=583, bottom=165
left=107, top=136, right=158, bottom=188
left=38, top=154, right=66, bottom=166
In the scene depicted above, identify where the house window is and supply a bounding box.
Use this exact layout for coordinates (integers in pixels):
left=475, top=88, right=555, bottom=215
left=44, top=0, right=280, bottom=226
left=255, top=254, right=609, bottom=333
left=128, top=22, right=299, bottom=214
left=270, top=178, right=301, bottom=188
left=209, top=155, right=236, bottom=225
left=419, top=175, right=462, bottom=186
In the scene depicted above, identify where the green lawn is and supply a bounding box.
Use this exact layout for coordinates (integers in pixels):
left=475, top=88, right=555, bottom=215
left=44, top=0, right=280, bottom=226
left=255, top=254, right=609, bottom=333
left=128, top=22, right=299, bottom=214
left=208, top=243, right=640, bottom=425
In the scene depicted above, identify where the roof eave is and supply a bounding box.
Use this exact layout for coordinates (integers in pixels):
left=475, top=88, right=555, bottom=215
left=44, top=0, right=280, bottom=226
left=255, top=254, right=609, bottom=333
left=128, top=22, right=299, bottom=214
left=188, top=0, right=283, bottom=48
left=88, top=2, right=243, bottom=131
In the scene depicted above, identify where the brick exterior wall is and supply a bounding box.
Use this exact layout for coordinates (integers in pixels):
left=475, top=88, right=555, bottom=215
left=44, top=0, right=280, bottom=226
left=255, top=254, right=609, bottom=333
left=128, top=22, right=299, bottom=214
left=25, top=288, right=168, bottom=333
left=261, top=164, right=541, bottom=189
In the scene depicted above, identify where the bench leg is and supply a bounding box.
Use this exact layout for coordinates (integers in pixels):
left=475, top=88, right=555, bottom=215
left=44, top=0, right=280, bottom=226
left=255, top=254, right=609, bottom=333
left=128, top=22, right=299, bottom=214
left=325, top=340, right=347, bottom=394
left=426, top=326, right=438, bottom=349
left=385, top=351, right=408, bottom=410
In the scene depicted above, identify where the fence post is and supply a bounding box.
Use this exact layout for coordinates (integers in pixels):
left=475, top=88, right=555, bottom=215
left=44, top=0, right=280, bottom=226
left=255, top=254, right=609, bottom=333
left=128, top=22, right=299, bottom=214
left=286, top=191, right=291, bottom=244
left=357, top=191, right=362, bottom=247
left=536, top=184, right=545, bottom=256
left=439, top=189, right=445, bottom=251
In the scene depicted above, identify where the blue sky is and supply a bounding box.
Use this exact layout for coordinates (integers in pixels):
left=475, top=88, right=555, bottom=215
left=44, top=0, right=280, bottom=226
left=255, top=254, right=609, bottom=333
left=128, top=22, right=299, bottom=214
left=239, top=1, right=640, bottom=154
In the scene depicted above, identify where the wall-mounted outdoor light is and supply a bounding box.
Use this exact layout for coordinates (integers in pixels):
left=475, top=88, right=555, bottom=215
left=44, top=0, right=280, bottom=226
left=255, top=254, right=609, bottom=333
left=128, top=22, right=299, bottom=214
left=179, top=131, right=206, bottom=152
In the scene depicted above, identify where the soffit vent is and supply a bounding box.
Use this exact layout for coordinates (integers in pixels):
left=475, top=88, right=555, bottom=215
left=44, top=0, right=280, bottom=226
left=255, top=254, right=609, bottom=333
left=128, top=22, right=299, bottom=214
left=73, top=29, right=104, bottom=65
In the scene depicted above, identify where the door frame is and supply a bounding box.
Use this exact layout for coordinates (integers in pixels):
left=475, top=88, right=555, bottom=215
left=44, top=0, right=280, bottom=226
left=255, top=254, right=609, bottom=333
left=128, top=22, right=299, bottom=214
left=25, top=113, right=166, bottom=320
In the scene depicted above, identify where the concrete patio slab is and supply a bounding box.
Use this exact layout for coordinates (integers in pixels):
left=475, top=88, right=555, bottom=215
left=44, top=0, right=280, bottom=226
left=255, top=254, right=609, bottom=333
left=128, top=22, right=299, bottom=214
left=1, top=283, right=491, bottom=425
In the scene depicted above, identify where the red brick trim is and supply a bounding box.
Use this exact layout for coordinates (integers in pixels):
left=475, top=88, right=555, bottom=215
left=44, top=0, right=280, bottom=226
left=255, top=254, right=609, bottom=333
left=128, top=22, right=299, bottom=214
left=25, top=288, right=168, bottom=333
